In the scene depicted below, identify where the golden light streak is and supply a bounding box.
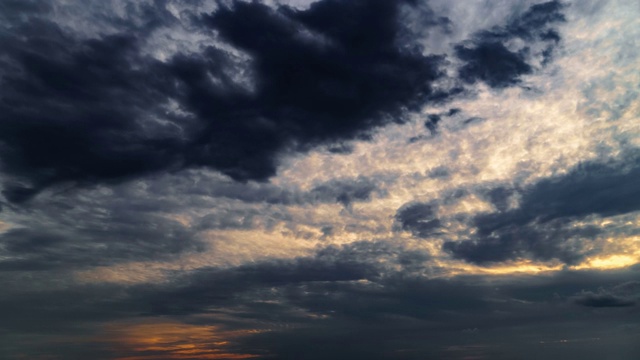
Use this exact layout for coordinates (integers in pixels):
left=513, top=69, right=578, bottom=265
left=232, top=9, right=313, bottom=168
left=476, top=263, right=563, bottom=275
left=572, top=255, right=639, bottom=270
left=448, top=260, right=563, bottom=276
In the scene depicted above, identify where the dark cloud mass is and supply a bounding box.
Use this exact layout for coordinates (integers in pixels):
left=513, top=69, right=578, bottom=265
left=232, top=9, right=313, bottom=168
left=572, top=291, right=636, bottom=308
left=445, top=151, right=640, bottom=264
left=396, top=202, right=442, bottom=238
left=444, top=220, right=601, bottom=265
left=0, top=0, right=447, bottom=202
left=571, top=281, right=640, bottom=308
left=309, top=177, right=381, bottom=207
left=455, top=0, right=565, bottom=87
left=0, top=203, right=200, bottom=271
left=0, top=0, right=568, bottom=202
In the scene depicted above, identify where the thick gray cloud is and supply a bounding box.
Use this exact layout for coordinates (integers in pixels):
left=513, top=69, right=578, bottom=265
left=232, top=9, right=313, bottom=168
left=455, top=0, right=565, bottom=88
left=1, top=240, right=639, bottom=360
left=444, top=219, right=602, bottom=265
left=0, top=0, right=568, bottom=203
left=0, top=0, right=451, bottom=202
left=309, top=177, right=381, bottom=207
left=571, top=281, right=640, bottom=308
left=445, top=151, right=640, bottom=264
left=0, top=176, right=209, bottom=272
left=481, top=152, right=640, bottom=230
left=395, top=202, right=442, bottom=238
left=0, top=211, right=199, bottom=271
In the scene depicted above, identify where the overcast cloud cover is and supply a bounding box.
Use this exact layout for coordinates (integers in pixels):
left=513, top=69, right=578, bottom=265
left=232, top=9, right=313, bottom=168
left=0, top=0, right=639, bottom=359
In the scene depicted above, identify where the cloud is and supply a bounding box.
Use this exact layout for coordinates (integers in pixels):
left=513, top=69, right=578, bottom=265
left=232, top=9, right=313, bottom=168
left=134, top=243, right=385, bottom=316
left=1, top=238, right=639, bottom=359
left=572, top=290, right=635, bottom=308
left=0, top=0, right=573, bottom=205
left=444, top=220, right=602, bottom=265
left=395, top=202, right=442, bottom=238
left=159, top=262, right=640, bottom=359
left=454, top=0, right=565, bottom=88
left=571, top=281, right=640, bottom=308
left=0, top=214, right=199, bottom=271
left=0, top=20, right=181, bottom=202
left=0, top=177, right=209, bottom=271
left=309, top=177, right=381, bottom=207
left=456, top=41, right=533, bottom=88
left=482, top=151, right=640, bottom=230
left=0, top=0, right=449, bottom=202
left=0, top=1, right=639, bottom=359
left=444, top=151, right=640, bottom=264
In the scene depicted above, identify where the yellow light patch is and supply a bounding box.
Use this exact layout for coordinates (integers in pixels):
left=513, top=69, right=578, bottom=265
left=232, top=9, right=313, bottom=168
left=572, top=255, right=639, bottom=270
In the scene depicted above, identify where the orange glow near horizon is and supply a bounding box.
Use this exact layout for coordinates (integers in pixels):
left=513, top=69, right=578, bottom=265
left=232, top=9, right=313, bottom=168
left=101, top=319, right=262, bottom=360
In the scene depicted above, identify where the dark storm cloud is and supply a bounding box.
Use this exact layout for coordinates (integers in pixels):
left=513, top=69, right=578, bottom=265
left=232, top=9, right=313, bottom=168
left=0, top=215, right=199, bottom=271
left=0, top=0, right=447, bottom=202
left=410, top=108, right=462, bottom=142
left=445, top=151, right=640, bottom=264
left=475, top=151, right=640, bottom=234
left=309, top=177, right=381, bottom=207
left=455, top=0, right=565, bottom=88
left=0, top=20, right=181, bottom=203
left=572, top=291, right=636, bottom=308
left=484, top=186, right=515, bottom=212
left=395, top=202, right=442, bottom=238
left=456, top=42, right=532, bottom=88
left=0, top=0, right=51, bottom=21
left=571, top=281, right=640, bottom=308
left=443, top=220, right=601, bottom=265
left=424, top=114, right=441, bottom=134
left=427, top=165, right=450, bottom=179
left=0, top=182, right=206, bottom=271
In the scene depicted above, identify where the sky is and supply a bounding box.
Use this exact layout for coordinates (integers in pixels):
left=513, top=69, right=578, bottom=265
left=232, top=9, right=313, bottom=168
left=0, top=0, right=639, bottom=359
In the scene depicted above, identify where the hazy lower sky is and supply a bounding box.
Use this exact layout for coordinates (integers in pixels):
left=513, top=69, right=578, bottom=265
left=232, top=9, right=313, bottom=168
left=0, top=0, right=639, bottom=359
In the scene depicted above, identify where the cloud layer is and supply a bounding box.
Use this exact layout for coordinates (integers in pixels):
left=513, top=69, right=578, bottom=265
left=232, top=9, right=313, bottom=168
left=1, top=1, right=639, bottom=359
